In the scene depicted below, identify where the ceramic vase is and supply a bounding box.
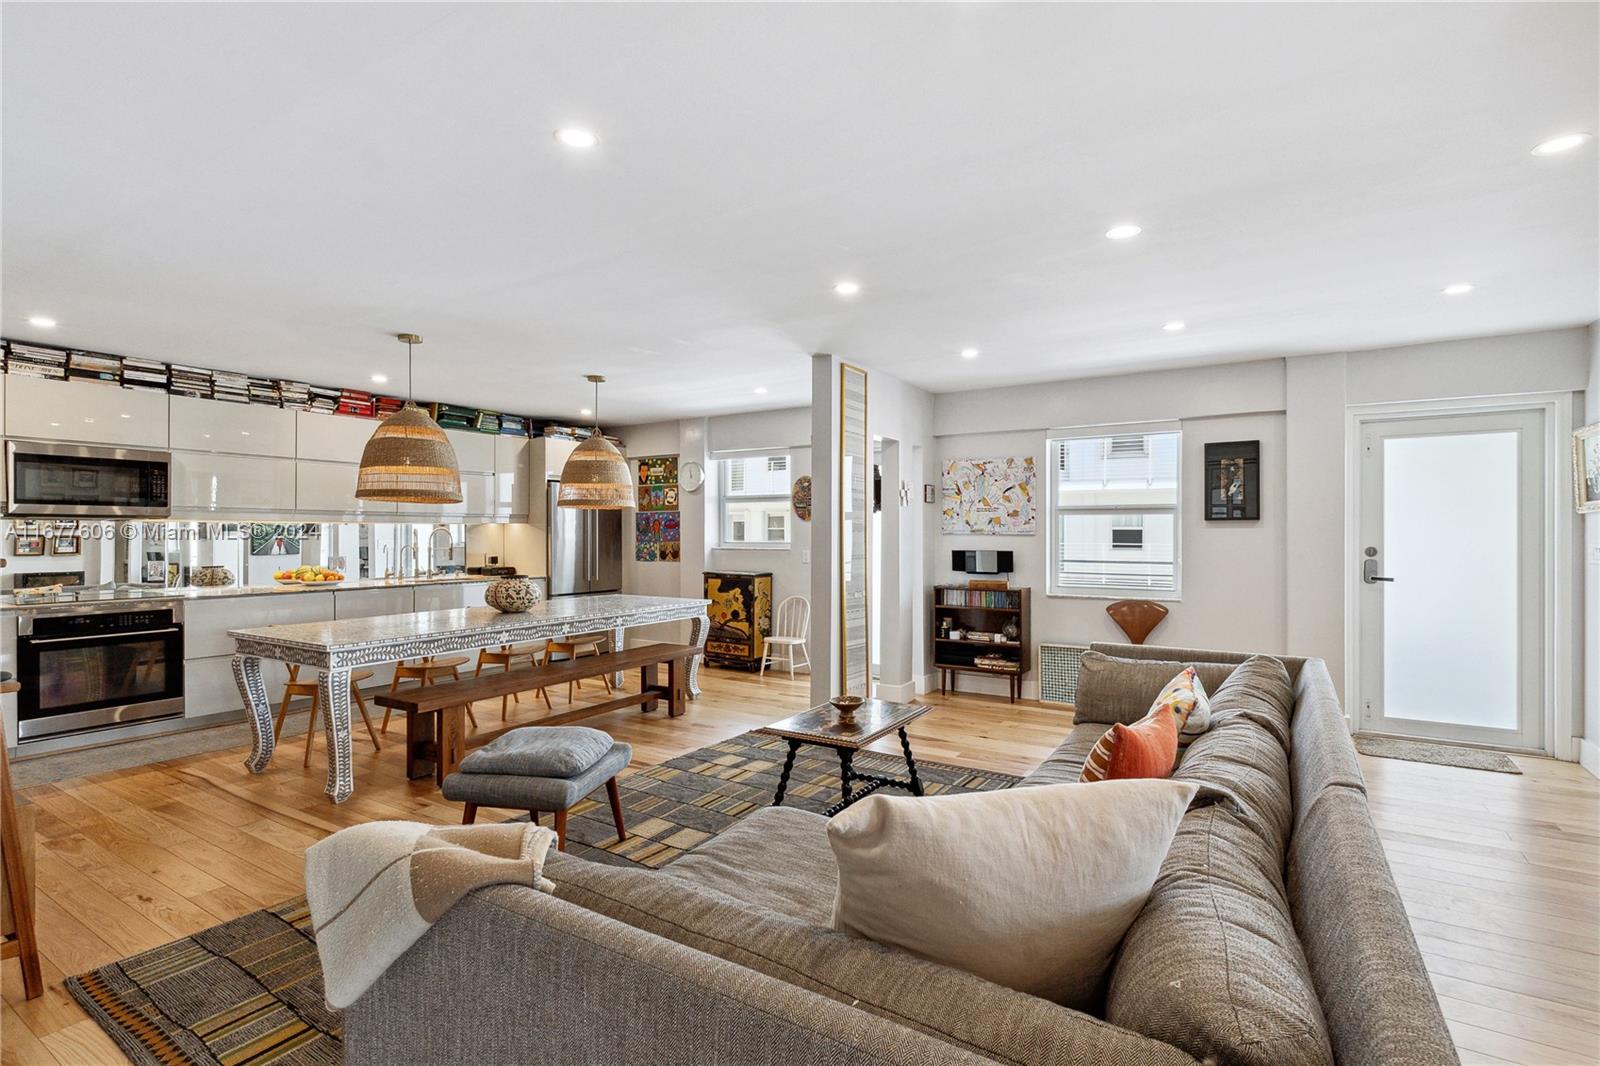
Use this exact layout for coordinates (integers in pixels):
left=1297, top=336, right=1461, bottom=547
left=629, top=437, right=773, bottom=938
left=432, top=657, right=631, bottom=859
left=485, top=576, right=541, bottom=613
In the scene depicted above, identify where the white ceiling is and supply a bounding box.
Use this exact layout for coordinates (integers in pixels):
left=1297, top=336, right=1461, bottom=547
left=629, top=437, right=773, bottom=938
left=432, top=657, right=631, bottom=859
left=3, top=3, right=1596, bottom=424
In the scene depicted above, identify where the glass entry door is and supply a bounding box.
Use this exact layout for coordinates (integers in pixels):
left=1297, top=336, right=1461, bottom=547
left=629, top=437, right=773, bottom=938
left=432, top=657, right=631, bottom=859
left=1356, top=409, right=1545, bottom=751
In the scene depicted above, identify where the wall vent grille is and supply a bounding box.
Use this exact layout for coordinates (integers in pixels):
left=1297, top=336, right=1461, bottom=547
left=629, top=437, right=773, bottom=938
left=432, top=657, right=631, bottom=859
left=1038, top=643, right=1090, bottom=705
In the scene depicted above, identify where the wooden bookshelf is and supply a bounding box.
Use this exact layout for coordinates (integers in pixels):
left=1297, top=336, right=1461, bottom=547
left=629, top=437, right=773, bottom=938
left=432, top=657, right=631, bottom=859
left=931, top=585, right=1030, bottom=703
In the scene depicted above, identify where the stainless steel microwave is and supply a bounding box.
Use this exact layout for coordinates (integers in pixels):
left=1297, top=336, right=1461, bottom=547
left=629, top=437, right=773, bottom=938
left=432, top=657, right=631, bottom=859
left=5, top=440, right=172, bottom=518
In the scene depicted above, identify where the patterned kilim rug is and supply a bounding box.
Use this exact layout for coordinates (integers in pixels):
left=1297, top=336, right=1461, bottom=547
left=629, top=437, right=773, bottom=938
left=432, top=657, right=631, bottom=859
left=66, top=729, right=1020, bottom=1066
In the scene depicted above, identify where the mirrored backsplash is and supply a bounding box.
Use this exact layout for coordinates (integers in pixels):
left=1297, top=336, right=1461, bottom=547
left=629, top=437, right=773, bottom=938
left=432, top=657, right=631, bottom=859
left=1, top=520, right=470, bottom=591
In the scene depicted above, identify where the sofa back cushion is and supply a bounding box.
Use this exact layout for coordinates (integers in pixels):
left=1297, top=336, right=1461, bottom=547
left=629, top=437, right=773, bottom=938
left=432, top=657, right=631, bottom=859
left=1288, top=658, right=1366, bottom=831
left=1106, top=803, right=1335, bottom=1066
left=545, top=850, right=1203, bottom=1066
left=1289, top=786, right=1460, bottom=1066
left=1074, top=652, right=1235, bottom=725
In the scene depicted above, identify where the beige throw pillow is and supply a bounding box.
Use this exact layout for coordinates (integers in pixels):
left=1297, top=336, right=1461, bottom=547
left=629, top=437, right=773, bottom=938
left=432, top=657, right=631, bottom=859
left=827, top=778, right=1198, bottom=1009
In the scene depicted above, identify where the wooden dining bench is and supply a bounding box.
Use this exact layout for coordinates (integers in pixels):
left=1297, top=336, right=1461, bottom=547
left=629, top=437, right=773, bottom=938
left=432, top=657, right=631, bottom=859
left=376, top=642, right=699, bottom=784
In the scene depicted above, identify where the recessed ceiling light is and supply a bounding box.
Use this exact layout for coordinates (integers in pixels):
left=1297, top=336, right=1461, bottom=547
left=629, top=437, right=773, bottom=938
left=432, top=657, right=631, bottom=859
left=371, top=373, right=388, bottom=384
left=960, top=348, right=980, bottom=360
left=833, top=280, right=861, bottom=296
left=1105, top=223, right=1142, bottom=241
left=241, top=431, right=250, bottom=436
left=27, top=315, right=56, bottom=328
left=1442, top=282, right=1474, bottom=296
left=49, top=422, right=60, bottom=428
left=83, top=417, right=94, bottom=424
left=1531, top=132, right=1592, bottom=156
left=1162, top=320, right=1186, bottom=332
left=754, top=386, right=768, bottom=395
left=554, top=127, right=599, bottom=149
left=580, top=407, right=593, bottom=417
left=119, top=413, right=131, bottom=419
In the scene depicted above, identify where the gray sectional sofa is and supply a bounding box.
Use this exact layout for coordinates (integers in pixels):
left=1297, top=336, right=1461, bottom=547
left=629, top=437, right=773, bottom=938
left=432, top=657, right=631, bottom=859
left=344, top=643, right=1458, bottom=1066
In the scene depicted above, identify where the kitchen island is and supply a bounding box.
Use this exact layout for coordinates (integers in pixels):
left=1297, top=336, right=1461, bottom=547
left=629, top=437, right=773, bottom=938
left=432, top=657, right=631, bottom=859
left=230, top=593, right=710, bottom=803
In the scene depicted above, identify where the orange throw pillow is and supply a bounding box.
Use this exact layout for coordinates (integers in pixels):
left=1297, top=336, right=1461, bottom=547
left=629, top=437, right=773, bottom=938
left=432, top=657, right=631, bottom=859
left=1080, top=706, right=1180, bottom=782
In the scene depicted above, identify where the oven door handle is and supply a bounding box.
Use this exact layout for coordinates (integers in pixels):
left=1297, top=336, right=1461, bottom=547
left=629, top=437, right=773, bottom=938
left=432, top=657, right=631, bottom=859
left=23, top=627, right=182, bottom=645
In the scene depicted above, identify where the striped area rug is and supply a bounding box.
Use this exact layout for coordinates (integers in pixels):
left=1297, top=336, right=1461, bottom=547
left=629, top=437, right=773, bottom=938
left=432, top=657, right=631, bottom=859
left=66, top=730, right=1019, bottom=1065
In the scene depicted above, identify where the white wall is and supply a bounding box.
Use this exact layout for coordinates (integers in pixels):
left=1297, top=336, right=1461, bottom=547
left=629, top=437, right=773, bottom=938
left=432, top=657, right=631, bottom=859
left=1583, top=323, right=1599, bottom=777
left=928, top=326, right=1592, bottom=758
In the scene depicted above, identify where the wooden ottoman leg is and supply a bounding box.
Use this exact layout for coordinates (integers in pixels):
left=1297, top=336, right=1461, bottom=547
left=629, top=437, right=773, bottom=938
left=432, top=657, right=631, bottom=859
left=553, top=809, right=568, bottom=852
left=607, top=777, right=628, bottom=842
left=462, top=803, right=478, bottom=825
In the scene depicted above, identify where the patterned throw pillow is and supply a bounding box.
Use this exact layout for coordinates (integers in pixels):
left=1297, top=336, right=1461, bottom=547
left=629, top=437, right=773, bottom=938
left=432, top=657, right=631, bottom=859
left=1080, top=668, right=1210, bottom=782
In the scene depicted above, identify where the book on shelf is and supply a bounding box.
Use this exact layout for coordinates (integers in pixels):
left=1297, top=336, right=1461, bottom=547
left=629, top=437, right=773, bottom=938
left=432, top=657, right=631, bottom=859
left=122, top=357, right=169, bottom=391
left=937, top=587, right=1020, bottom=609
left=67, top=351, right=122, bottom=384
left=5, top=343, right=69, bottom=380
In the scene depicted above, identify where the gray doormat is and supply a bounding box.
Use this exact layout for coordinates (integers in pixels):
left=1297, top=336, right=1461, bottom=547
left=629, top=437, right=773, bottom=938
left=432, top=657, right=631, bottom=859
left=1354, top=734, right=1522, bottom=774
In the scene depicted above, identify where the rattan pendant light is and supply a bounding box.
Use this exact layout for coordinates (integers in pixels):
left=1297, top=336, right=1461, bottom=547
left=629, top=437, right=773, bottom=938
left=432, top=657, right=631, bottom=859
left=557, top=374, right=635, bottom=509
left=354, top=333, right=463, bottom=504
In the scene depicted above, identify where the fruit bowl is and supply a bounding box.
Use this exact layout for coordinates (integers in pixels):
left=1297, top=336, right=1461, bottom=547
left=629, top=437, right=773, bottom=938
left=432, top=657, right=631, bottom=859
left=274, top=566, right=345, bottom=585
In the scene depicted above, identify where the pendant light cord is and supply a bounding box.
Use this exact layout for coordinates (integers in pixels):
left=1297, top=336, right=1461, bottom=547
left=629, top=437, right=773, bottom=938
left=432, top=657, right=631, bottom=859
left=593, top=378, right=600, bottom=431
left=408, top=337, right=415, bottom=403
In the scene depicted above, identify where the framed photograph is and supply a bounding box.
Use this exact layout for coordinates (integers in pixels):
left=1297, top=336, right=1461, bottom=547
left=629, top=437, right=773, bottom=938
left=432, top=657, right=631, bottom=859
left=1204, top=440, right=1261, bottom=521
left=12, top=533, right=45, bottom=556
left=50, top=531, right=81, bottom=555
left=1575, top=421, right=1600, bottom=515
left=923, top=484, right=937, bottom=504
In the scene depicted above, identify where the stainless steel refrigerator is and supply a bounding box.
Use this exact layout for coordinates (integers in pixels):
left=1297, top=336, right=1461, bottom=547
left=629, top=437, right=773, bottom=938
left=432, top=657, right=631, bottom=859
left=546, top=480, right=623, bottom=596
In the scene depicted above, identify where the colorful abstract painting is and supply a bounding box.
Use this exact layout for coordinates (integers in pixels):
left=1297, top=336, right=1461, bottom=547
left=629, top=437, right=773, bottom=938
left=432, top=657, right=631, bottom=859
left=941, top=457, right=1036, bottom=535
left=634, top=455, right=681, bottom=560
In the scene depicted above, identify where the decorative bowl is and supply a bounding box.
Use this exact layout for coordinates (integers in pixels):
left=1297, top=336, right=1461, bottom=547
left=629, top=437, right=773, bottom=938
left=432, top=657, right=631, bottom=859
left=829, top=694, right=865, bottom=721
left=191, top=565, right=234, bottom=588
left=486, top=575, right=542, bottom=614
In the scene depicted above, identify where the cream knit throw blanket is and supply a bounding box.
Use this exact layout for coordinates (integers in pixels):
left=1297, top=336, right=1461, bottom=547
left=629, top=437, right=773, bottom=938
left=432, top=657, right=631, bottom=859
left=305, top=820, right=558, bottom=1008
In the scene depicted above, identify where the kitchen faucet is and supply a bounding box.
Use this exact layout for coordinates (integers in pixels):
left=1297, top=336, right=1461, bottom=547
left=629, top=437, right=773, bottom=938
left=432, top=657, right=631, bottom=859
left=428, top=525, right=454, bottom=577
left=398, top=537, right=418, bottom=580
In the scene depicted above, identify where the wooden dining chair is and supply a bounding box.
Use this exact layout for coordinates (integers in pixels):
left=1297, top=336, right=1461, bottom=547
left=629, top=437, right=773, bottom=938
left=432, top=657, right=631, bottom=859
left=274, top=665, right=382, bottom=767
left=474, top=643, right=553, bottom=719
left=1105, top=600, right=1169, bottom=645
left=544, top=634, right=612, bottom=702
left=381, top=655, right=475, bottom=734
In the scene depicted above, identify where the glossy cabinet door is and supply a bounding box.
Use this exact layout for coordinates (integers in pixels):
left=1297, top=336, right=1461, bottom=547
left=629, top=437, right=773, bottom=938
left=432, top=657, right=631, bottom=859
left=183, top=590, right=336, bottom=659
left=334, top=586, right=415, bottom=619
left=295, top=410, right=381, bottom=462
left=494, top=436, right=530, bottom=520
left=296, top=459, right=398, bottom=517
left=396, top=470, right=495, bottom=521
left=5, top=376, right=169, bottom=447
left=170, top=451, right=296, bottom=514
left=170, top=395, right=296, bottom=457
left=444, top=429, right=496, bottom=474
left=414, top=582, right=478, bottom=611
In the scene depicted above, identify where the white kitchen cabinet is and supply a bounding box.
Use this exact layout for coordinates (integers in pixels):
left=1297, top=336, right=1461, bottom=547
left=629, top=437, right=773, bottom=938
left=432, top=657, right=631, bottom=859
left=170, top=451, right=296, bottom=515
left=530, top=437, right=577, bottom=483
left=334, top=586, right=414, bottom=619
left=415, top=582, right=490, bottom=612
left=170, top=395, right=296, bottom=457
left=5, top=376, right=169, bottom=447
left=296, top=459, right=397, bottom=518
left=494, top=437, right=530, bottom=520
left=396, top=470, right=495, bottom=521
left=184, top=590, right=335, bottom=659
left=445, top=429, right=496, bottom=474
left=295, top=409, right=381, bottom=463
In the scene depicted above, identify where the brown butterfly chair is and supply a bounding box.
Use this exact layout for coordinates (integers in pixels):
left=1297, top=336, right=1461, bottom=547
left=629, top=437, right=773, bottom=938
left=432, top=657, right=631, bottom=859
left=1106, top=600, right=1169, bottom=645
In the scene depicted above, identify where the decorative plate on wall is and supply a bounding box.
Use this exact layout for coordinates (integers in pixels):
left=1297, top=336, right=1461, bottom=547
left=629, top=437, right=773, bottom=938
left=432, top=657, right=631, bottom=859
left=791, top=474, right=813, bottom=522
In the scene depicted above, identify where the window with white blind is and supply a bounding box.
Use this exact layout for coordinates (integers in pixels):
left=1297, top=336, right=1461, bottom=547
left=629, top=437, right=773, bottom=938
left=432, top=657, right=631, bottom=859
left=1048, top=427, right=1180, bottom=595
left=719, top=453, right=792, bottom=546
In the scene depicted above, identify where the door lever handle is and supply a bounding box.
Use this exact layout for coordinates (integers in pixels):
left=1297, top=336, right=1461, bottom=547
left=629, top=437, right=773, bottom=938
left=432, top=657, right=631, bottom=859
left=1362, top=559, right=1395, bottom=584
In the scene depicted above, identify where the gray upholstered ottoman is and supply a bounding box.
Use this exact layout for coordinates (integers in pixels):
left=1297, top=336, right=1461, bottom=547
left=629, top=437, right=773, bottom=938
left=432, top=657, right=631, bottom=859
left=442, top=726, right=630, bottom=851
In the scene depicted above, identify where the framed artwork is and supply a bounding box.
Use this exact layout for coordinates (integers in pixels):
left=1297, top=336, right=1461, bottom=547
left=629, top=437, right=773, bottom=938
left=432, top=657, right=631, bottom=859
left=1204, top=440, right=1261, bottom=520
left=941, top=457, right=1036, bottom=534
left=923, top=484, right=937, bottom=504
left=50, top=531, right=81, bottom=555
left=634, top=455, right=680, bottom=558
left=11, top=533, right=44, bottom=557
left=250, top=525, right=300, bottom=556
left=1575, top=421, right=1600, bottom=514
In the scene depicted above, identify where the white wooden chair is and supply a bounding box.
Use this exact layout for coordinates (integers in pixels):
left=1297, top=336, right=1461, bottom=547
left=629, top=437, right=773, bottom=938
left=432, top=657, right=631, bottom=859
left=760, top=595, right=811, bottom=679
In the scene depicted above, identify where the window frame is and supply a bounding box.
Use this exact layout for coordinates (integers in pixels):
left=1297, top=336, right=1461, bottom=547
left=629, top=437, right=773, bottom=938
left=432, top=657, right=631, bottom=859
left=716, top=450, right=794, bottom=550
left=1045, top=422, right=1182, bottom=601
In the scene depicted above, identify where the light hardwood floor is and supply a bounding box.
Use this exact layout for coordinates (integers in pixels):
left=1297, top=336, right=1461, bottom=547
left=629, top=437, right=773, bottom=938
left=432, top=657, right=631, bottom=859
left=2, top=668, right=1597, bottom=1066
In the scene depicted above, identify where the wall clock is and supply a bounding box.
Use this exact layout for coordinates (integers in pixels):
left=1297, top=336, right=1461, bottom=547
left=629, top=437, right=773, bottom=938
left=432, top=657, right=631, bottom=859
left=680, top=460, right=706, bottom=492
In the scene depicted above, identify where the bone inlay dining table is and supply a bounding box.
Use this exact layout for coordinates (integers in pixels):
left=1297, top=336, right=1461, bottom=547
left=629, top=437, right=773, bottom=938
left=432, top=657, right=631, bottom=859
left=230, top=594, right=710, bottom=803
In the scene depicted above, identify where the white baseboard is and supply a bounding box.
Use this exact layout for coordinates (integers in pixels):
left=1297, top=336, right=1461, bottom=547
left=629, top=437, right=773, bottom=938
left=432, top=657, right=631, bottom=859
left=1579, top=737, right=1600, bottom=780
left=874, top=679, right=918, bottom=703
